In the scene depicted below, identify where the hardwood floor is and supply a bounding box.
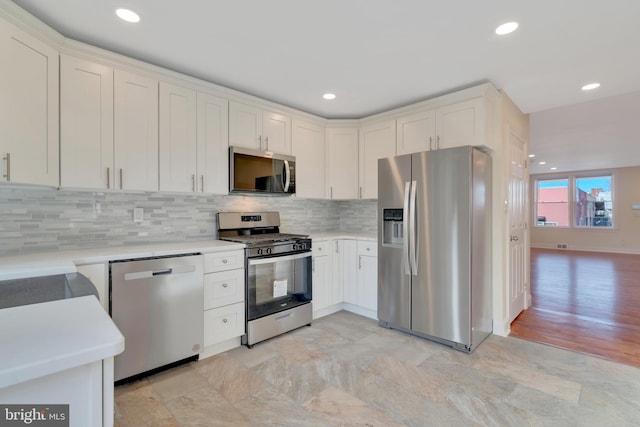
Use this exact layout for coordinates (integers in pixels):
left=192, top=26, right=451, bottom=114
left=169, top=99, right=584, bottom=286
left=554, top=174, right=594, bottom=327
left=510, top=248, right=640, bottom=368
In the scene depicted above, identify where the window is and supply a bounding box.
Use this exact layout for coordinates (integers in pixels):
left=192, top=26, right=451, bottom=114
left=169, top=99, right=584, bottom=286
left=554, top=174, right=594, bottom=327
left=575, top=176, right=612, bottom=227
left=534, top=174, right=613, bottom=229
left=536, top=179, right=569, bottom=226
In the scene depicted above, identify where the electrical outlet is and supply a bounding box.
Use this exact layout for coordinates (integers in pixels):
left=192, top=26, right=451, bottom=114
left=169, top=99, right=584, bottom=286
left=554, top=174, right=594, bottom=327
left=133, top=207, right=144, bottom=222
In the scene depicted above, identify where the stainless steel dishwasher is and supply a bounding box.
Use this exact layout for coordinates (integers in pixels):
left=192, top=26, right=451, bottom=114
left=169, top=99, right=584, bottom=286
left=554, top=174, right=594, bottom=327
left=110, top=254, right=204, bottom=382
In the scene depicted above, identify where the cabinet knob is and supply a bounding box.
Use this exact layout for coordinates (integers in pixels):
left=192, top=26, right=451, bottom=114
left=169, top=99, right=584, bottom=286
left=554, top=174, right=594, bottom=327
left=222, top=283, right=228, bottom=288
left=366, top=247, right=370, bottom=251
left=222, top=318, right=228, bottom=323
left=222, top=259, right=228, bottom=264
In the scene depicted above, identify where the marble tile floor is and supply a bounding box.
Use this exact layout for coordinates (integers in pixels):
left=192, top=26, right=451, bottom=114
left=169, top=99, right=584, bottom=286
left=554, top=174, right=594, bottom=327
left=114, top=311, right=640, bottom=426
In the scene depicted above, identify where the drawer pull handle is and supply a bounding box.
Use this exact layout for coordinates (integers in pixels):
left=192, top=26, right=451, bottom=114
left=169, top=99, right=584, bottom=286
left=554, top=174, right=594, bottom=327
left=222, top=318, right=228, bottom=323
left=222, top=283, right=228, bottom=288
left=222, top=259, right=228, bottom=264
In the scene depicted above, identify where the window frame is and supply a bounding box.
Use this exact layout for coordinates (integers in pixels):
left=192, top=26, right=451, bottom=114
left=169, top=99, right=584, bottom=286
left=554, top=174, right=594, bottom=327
left=535, top=177, right=570, bottom=228
left=573, top=174, right=614, bottom=228
left=533, top=171, right=615, bottom=230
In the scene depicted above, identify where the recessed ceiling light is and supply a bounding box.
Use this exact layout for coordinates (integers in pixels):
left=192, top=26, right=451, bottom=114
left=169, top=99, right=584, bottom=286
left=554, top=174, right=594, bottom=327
left=550, top=167, right=558, bottom=170
left=116, top=8, right=141, bottom=23
left=323, top=93, right=336, bottom=100
left=528, top=154, right=535, bottom=158
left=495, top=22, right=518, bottom=35
left=581, top=82, right=600, bottom=91
left=538, top=161, right=547, bottom=165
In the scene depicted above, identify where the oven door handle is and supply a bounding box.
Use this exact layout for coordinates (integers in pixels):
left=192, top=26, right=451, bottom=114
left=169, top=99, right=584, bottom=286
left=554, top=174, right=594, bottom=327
left=248, top=251, right=311, bottom=266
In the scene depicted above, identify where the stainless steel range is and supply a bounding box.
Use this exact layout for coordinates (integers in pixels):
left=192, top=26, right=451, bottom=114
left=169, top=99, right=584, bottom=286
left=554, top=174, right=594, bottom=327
left=217, top=212, right=312, bottom=347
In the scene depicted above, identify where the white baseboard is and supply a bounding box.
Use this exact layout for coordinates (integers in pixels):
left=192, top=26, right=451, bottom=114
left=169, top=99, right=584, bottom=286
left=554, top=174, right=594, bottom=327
left=531, top=243, right=640, bottom=255
left=198, top=337, right=241, bottom=360
left=492, top=318, right=510, bottom=337
left=313, top=303, right=344, bottom=320
left=342, top=303, right=377, bottom=320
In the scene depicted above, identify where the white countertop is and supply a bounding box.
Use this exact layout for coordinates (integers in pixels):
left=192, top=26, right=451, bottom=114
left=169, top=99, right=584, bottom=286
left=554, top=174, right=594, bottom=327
left=0, top=240, right=245, bottom=281
left=0, top=296, right=124, bottom=389
left=309, top=232, right=377, bottom=241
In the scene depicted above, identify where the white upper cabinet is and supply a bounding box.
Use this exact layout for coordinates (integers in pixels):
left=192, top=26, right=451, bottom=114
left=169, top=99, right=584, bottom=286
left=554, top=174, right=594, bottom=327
left=0, top=19, right=59, bottom=186
left=292, top=118, right=325, bottom=199
left=159, top=82, right=197, bottom=193
left=359, top=120, right=396, bottom=199
left=326, top=127, right=359, bottom=200
left=114, top=69, right=159, bottom=192
left=197, top=92, right=229, bottom=194
left=229, top=101, right=291, bottom=154
left=60, top=56, right=114, bottom=189
left=435, top=98, right=485, bottom=149
left=395, top=86, right=498, bottom=154
left=396, top=109, right=436, bottom=155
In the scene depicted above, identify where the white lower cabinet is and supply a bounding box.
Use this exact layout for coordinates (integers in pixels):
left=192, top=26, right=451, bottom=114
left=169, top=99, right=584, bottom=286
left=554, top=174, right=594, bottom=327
left=204, top=302, right=245, bottom=346
left=335, top=238, right=378, bottom=320
left=202, top=250, right=245, bottom=358
left=312, top=239, right=343, bottom=319
left=312, top=238, right=378, bottom=320
left=356, top=240, right=378, bottom=313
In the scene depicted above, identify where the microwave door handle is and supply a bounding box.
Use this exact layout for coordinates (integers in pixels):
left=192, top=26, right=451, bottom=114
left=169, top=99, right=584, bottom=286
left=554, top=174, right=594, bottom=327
left=283, top=160, right=291, bottom=192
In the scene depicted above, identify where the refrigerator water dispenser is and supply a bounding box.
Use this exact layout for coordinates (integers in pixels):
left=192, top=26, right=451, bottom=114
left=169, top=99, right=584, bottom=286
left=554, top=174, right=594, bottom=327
left=382, top=209, right=404, bottom=246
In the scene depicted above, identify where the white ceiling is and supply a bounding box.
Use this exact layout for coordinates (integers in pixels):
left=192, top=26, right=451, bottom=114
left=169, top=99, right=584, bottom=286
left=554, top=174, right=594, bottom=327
left=9, top=0, right=640, bottom=174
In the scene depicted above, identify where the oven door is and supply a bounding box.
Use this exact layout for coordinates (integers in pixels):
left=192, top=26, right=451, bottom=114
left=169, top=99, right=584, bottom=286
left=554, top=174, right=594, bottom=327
left=247, top=251, right=311, bottom=320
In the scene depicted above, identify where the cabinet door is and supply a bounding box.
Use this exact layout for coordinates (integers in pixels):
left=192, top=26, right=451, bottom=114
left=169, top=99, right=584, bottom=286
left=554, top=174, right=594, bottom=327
left=326, top=128, right=359, bottom=200
left=114, top=70, right=159, bottom=191
left=312, top=254, right=331, bottom=314
left=60, top=56, right=114, bottom=189
left=292, top=119, right=325, bottom=199
left=396, top=109, right=436, bottom=155
left=0, top=20, right=59, bottom=186
left=338, top=240, right=358, bottom=305
left=435, top=98, right=484, bottom=149
left=229, top=101, right=262, bottom=150
left=159, top=82, right=197, bottom=192
left=359, top=120, right=396, bottom=199
left=204, top=302, right=245, bottom=346
left=197, top=92, right=228, bottom=194
left=262, top=110, right=291, bottom=154
left=357, top=255, right=378, bottom=312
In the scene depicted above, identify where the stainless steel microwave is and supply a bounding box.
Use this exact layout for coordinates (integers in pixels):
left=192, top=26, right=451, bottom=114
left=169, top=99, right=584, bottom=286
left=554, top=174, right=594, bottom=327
left=229, top=146, right=296, bottom=195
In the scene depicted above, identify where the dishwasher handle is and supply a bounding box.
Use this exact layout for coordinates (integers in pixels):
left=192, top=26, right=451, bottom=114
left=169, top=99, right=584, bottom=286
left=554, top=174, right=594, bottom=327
left=124, top=264, right=197, bottom=281
left=152, top=268, right=172, bottom=276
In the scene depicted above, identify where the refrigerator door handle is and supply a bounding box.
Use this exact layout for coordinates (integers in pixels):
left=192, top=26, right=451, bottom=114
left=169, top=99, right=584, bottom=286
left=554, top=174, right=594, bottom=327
left=409, top=180, right=418, bottom=276
left=403, top=181, right=411, bottom=275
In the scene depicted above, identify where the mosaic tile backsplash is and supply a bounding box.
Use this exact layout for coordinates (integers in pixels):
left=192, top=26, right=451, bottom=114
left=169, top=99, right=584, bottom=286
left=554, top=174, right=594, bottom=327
left=0, top=186, right=378, bottom=256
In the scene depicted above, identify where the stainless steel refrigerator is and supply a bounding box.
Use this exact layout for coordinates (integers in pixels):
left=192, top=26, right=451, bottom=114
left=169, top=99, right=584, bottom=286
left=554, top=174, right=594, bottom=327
left=377, top=145, right=492, bottom=352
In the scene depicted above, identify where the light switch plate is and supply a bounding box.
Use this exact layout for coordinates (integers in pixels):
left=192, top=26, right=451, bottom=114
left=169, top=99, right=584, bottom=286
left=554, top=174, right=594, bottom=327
left=133, top=207, right=144, bottom=222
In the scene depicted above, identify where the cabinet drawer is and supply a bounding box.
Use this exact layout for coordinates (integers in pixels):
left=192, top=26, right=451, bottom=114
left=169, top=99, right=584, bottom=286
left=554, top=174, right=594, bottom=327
left=313, top=240, right=330, bottom=256
left=204, top=269, right=245, bottom=309
left=204, top=250, right=244, bottom=273
left=357, top=240, right=378, bottom=257
left=204, top=302, right=245, bottom=346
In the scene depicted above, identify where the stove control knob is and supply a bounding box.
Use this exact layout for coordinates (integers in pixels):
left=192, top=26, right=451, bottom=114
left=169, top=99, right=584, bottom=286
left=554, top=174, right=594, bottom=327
left=266, top=248, right=272, bottom=254
left=257, top=248, right=263, bottom=255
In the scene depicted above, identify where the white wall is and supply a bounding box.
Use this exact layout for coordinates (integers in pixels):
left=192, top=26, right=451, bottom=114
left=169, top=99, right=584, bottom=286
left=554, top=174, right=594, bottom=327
left=492, top=91, right=530, bottom=337
left=531, top=166, right=640, bottom=254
